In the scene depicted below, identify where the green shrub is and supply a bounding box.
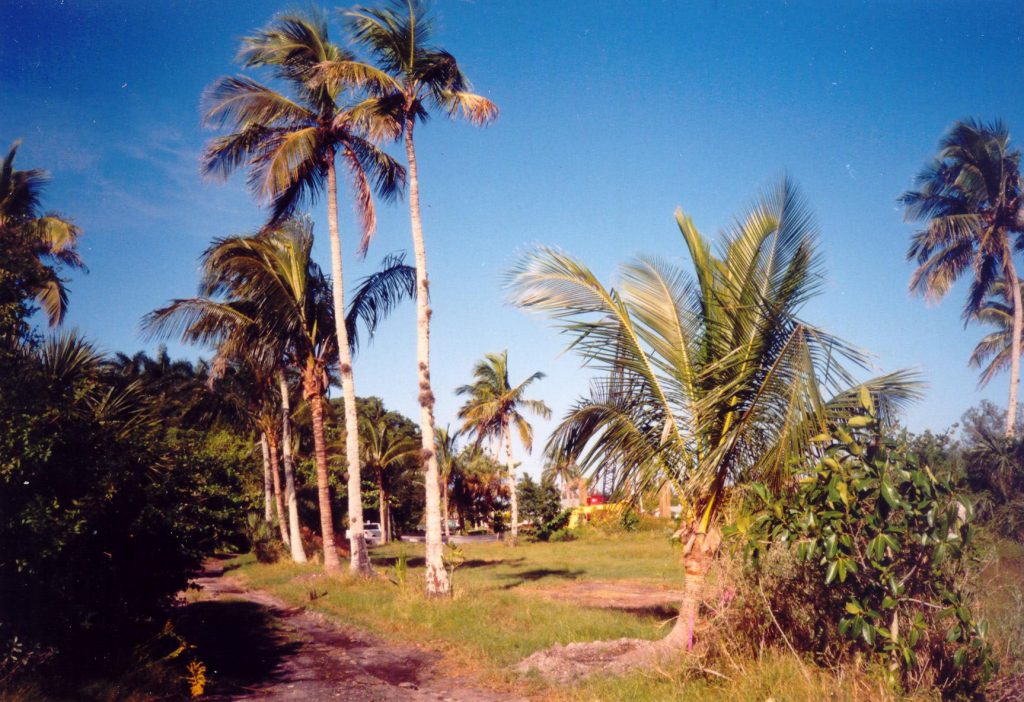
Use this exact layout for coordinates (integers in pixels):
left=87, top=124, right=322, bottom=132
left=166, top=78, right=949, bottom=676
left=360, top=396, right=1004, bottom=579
left=729, top=408, right=993, bottom=698
left=534, top=508, right=572, bottom=541
left=244, top=513, right=283, bottom=564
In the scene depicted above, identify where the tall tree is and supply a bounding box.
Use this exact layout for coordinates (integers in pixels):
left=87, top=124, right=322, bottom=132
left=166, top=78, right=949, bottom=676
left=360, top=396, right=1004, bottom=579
left=902, top=119, right=1024, bottom=436
left=202, top=8, right=404, bottom=575
left=146, top=222, right=340, bottom=569
left=509, top=179, right=923, bottom=653
left=335, top=0, right=498, bottom=594
left=0, top=141, right=83, bottom=332
left=456, top=350, right=550, bottom=543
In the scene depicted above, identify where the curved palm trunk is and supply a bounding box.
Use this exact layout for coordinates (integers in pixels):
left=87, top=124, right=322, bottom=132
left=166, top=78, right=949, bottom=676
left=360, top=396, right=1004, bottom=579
left=326, top=157, right=372, bottom=576
left=279, top=373, right=307, bottom=563
left=404, top=119, right=449, bottom=596
left=503, top=423, right=518, bottom=544
left=1005, top=254, right=1022, bottom=437
left=266, top=432, right=290, bottom=546
left=260, top=432, right=273, bottom=523
left=306, top=380, right=342, bottom=573
left=663, top=527, right=721, bottom=651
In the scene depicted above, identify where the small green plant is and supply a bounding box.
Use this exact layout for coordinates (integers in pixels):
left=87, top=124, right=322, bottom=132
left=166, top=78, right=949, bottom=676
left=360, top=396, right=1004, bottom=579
left=619, top=508, right=640, bottom=532
left=186, top=659, right=207, bottom=697
left=245, top=512, right=283, bottom=564
left=393, top=546, right=409, bottom=589
left=442, top=542, right=466, bottom=595
left=534, top=508, right=572, bottom=541
left=731, top=395, right=993, bottom=697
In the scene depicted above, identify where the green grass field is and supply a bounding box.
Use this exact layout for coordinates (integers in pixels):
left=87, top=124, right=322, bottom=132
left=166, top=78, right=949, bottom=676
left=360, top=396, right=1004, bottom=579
left=231, top=529, right=1002, bottom=701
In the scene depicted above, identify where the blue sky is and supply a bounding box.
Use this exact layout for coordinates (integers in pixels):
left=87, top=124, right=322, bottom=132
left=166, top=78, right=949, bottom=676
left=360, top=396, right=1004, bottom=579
left=3, top=0, right=1023, bottom=477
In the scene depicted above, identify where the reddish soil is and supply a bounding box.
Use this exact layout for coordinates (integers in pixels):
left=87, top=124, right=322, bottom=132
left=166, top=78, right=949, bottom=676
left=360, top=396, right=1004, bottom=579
left=187, top=559, right=525, bottom=701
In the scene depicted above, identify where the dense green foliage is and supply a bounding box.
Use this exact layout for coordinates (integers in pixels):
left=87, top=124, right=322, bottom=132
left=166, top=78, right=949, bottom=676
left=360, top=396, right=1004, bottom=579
left=733, top=407, right=992, bottom=697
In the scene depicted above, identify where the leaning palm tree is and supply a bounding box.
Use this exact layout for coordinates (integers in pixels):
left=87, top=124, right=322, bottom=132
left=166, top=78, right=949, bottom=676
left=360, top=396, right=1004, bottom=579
left=333, top=0, right=498, bottom=594
left=509, top=179, right=923, bottom=662
left=202, top=8, right=405, bottom=575
left=902, top=119, right=1023, bottom=436
left=0, top=141, right=83, bottom=328
left=146, top=222, right=342, bottom=569
left=456, top=350, right=550, bottom=544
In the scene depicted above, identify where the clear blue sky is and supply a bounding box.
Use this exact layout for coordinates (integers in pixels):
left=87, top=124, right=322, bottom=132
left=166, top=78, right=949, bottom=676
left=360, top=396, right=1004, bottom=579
left=3, top=0, right=1023, bottom=477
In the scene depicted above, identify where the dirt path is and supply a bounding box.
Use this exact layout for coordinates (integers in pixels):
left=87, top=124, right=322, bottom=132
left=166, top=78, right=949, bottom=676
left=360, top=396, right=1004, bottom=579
left=185, top=559, right=525, bottom=701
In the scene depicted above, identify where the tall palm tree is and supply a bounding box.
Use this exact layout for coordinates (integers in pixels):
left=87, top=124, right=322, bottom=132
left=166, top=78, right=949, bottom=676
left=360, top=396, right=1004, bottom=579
left=509, top=179, right=923, bottom=652
left=542, top=456, right=588, bottom=508
left=0, top=141, right=83, bottom=329
left=202, top=8, right=404, bottom=575
left=456, top=350, right=551, bottom=543
left=146, top=222, right=341, bottom=569
left=902, top=119, right=1024, bottom=436
left=333, top=0, right=498, bottom=594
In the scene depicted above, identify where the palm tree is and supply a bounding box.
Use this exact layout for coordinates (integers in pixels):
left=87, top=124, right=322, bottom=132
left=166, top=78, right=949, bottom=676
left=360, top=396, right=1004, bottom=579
left=334, top=0, right=498, bottom=594
left=902, top=119, right=1024, bottom=436
left=968, top=280, right=1024, bottom=390
left=202, top=8, right=404, bottom=575
left=0, top=141, right=83, bottom=329
left=146, top=222, right=341, bottom=569
left=509, top=179, right=923, bottom=654
left=542, top=456, right=588, bottom=508
left=435, top=426, right=461, bottom=538
left=357, top=400, right=419, bottom=543
left=456, top=350, right=551, bottom=543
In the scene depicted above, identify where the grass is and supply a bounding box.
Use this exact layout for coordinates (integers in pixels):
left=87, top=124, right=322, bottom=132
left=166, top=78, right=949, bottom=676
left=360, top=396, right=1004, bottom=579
left=227, top=529, right=978, bottom=701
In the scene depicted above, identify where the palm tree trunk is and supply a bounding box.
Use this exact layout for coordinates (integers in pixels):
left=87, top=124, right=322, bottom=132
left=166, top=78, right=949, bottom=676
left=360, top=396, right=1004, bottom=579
left=326, top=156, right=372, bottom=576
left=658, top=481, right=672, bottom=519
left=577, top=476, right=588, bottom=507
left=663, top=527, right=721, bottom=651
left=1005, top=254, right=1022, bottom=437
left=306, top=379, right=342, bottom=573
left=260, top=432, right=273, bottom=523
left=266, top=432, right=290, bottom=546
left=404, top=118, right=449, bottom=596
left=503, top=423, right=518, bottom=544
left=442, top=480, right=450, bottom=539
left=279, top=372, right=307, bottom=563
left=378, top=470, right=388, bottom=544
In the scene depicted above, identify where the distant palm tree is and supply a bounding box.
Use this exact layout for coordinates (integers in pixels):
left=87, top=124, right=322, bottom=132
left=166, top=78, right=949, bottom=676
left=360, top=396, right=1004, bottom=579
left=202, top=8, right=404, bottom=575
left=902, top=119, right=1024, bottom=436
left=435, top=426, right=461, bottom=539
left=358, top=402, right=418, bottom=543
left=542, top=457, right=588, bottom=508
left=0, top=141, right=83, bottom=328
left=456, top=350, right=550, bottom=543
left=333, top=0, right=498, bottom=595
left=510, top=179, right=922, bottom=652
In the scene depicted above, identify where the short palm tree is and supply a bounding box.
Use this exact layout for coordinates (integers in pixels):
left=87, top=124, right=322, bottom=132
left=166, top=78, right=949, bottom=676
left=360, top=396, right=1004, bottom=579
left=902, top=119, right=1024, bottom=436
left=456, top=350, right=551, bottom=543
left=358, top=402, right=418, bottom=543
left=0, top=141, right=83, bottom=329
left=330, top=0, right=498, bottom=594
left=202, top=8, right=404, bottom=575
left=435, top=426, right=461, bottom=538
left=509, top=179, right=923, bottom=652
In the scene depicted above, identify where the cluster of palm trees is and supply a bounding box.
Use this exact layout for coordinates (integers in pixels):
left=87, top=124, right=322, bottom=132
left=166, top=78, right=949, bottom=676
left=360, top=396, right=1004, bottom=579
left=149, top=2, right=495, bottom=591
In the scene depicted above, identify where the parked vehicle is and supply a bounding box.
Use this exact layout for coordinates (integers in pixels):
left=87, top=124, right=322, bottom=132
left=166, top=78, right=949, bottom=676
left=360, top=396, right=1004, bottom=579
left=346, top=522, right=383, bottom=546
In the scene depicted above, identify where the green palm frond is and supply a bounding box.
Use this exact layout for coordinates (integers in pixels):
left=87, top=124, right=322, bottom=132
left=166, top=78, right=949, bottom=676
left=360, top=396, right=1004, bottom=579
left=345, top=252, right=415, bottom=355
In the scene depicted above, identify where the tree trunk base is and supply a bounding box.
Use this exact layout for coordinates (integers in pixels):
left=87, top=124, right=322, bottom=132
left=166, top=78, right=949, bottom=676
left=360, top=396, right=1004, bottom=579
left=513, top=636, right=683, bottom=683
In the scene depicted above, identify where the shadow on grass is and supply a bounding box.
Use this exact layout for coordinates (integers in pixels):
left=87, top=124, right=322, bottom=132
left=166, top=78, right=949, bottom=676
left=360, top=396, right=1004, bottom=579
left=499, top=567, right=585, bottom=589
left=175, top=599, right=299, bottom=696
left=371, top=556, right=526, bottom=571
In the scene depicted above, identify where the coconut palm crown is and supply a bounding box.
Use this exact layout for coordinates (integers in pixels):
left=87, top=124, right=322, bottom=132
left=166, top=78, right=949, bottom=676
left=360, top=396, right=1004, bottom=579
left=509, top=178, right=923, bottom=649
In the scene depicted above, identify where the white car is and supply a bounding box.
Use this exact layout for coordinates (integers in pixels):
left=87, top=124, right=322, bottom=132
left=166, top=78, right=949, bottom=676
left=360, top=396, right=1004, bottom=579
left=346, top=522, right=383, bottom=546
